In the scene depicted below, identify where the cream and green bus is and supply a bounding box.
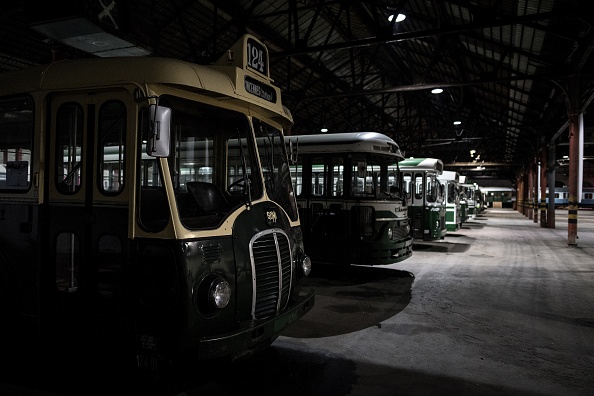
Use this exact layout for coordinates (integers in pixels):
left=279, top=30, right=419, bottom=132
left=399, top=157, right=447, bottom=240
left=285, top=132, right=413, bottom=265
left=0, top=34, right=314, bottom=373
left=460, top=175, right=478, bottom=220
left=438, top=170, right=462, bottom=231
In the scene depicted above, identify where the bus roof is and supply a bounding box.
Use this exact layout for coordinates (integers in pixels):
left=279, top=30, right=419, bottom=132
left=438, top=170, right=459, bottom=182
left=285, top=132, right=404, bottom=158
left=479, top=186, right=515, bottom=193
left=399, top=157, right=444, bottom=173
left=0, top=54, right=292, bottom=125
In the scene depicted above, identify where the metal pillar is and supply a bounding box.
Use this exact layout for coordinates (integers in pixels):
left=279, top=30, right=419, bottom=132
left=540, top=145, right=547, bottom=227
left=567, top=77, right=581, bottom=246
left=546, top=143, right=556, bottom=228
left=527, top=166, right=533, bottom=219
left=523, top=172, right=529, bottom=217
left=533, top=158, right=538, bottom=223
left=568, top=112, right=579, bottom=245
left=516, top=176, right=523, bottom=213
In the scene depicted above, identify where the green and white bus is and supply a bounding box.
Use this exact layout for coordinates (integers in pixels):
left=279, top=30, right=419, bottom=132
left=285, top=132, right=413, bottom=265
left=399, top=157, right=447, bottom=240
left=460, top=176, right=478, bottom=220
left=438, top=170, right=462, bottom=231
left=0, top=34, right=314, bottom=373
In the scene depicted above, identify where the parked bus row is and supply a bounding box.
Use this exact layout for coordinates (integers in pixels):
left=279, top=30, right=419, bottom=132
left=284, top=133, right=487, bottom=265
left=398, top=160, right=484, bottom=239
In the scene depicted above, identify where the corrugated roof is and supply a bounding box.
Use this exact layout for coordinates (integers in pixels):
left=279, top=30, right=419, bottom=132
left=1, top=0, right=593, bottom=182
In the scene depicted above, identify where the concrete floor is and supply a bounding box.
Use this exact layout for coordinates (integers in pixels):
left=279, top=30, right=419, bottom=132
left=2, top=208, right=593, bottom=395
left=274, top=208, right=594, bottom=395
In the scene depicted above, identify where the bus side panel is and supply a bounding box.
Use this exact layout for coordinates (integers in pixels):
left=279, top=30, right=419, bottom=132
left=409, top=206, right=424, bottom=239
left=445, top=206, right=459, bottom=231
left=39, top=204, right=131, bottom=360
left=0, top=201, right=39, bottom=342
left=301, top=200, right=350, bottom=265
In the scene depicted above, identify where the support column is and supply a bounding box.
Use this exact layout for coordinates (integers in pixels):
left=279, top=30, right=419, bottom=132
left=533, top=158, right=538, bottom=223
left=523, top=172, right=530, bottom=217
left=527, top=166, right=533, bottom=219
left=540, top=145, right=547, bottom=227
left=568, top=112, right=579, bottom=245
left=567, top=77, right=580, bottom=246
left=516, top=176, right=523, bottom=213
left=547, top=143, right=556, bottom=228
left=518, top=173, right=526, bottom=214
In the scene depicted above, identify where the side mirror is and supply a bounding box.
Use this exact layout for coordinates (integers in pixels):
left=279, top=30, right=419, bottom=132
left=146, top=105, right=171, bottom=157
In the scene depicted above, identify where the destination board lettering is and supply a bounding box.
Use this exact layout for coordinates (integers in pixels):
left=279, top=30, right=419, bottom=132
left=244, top=76, right=277, bottom=103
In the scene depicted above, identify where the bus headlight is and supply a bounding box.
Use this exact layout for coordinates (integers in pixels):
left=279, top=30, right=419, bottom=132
left=209, top=278, right=231, bottom=309
left=387, top=227, right=393, bottom=240
left=196, top=274, right=231, bottom=315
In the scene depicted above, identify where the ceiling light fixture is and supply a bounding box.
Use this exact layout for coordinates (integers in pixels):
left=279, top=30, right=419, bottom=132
left=321, top=127, right=328, bottom=133
left=31, top=17, right=151, bottom=57
left=453, top=120, right=462, bottom=125
left=388, top=14, right=406, bottom=22
left=431, top=88, right=443, bottom=94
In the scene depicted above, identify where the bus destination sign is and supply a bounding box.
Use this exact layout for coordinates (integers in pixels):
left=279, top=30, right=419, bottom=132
left=246, top=37, right=269, bottom=77
left=244, top=76, right=277, bottom=103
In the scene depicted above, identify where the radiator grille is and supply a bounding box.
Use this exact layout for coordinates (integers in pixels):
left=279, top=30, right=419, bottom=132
left=250, top=229, right=293, bottom=320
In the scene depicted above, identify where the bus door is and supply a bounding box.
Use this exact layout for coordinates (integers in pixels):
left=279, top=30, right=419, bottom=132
left=409, top=172, right=425, bottom=239
left=42, top=91, right=132, bottom=352
left=304, top=155, right=349, bottom=264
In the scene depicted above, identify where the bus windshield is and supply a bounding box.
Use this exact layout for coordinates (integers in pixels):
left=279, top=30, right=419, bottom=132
left=144, top=96, right=264, bottom=229
left=426, top=175, right=442, bottom=203
left=253, top=119, right=299, bottom=221
left=351, top=155, right=404, bottom=200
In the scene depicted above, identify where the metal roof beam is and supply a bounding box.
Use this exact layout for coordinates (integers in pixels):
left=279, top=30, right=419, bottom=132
left=271, top=12, right=556, bottom=57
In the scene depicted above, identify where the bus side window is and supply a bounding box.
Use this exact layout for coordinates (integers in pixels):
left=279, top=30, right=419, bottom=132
left=56, top=103, right=84, bottom=194
left=414, top=173, right=423, bottom=200
left=98, top=101, right=126, bottom=194
left=331, top=156, right=344, bottom=197
left=0, top=97, right=33, bottom=191
left=292, top=161, right=303, bottom=197
left=403, top=173, right=412, bottom=201
left=311, top=156, right=325, bottom=196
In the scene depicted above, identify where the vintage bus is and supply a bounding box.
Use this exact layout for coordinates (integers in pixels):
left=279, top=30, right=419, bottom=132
left=482, top=186, right=516, bottom=208
left=399, top=157, right=447, bottom=240
left=475, top=185, right=485, bottom=214
left=0, top=34, right=315, bottom=373
left=459, top=176, right=477, bottom=220
left=438, top=170, right=462, bottom=231
left=285, top=132, right=413, bottom=265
